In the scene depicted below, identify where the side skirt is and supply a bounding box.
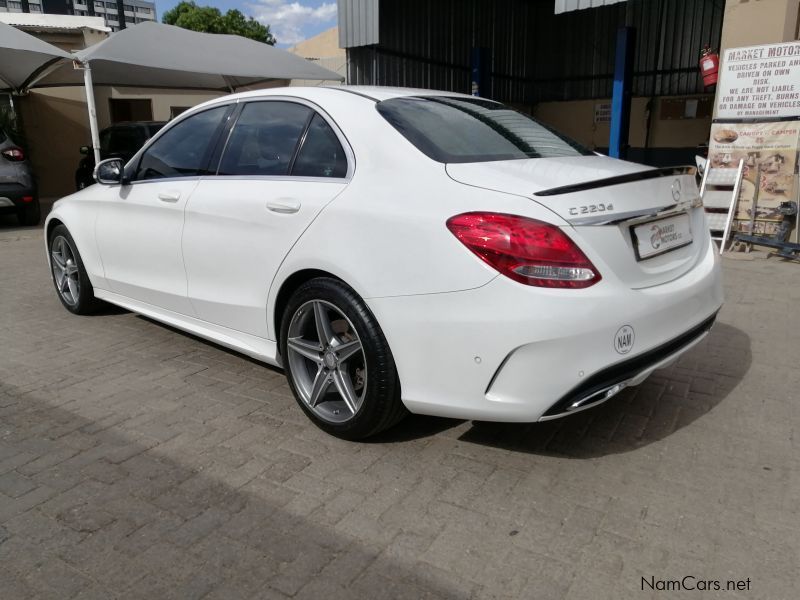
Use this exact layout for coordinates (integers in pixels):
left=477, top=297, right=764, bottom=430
left=93, top=288, right=281, bottom=367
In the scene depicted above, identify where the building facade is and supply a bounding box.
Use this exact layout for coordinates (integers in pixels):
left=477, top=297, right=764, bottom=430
left=287, top=26, right=346, bottom=87
left=336, top=0, right=800, bottom=167
left=0, top=0, right=155, bottom=31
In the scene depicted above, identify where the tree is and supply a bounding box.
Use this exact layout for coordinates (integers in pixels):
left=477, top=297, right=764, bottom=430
left=162, top=1, right=276, bottom=45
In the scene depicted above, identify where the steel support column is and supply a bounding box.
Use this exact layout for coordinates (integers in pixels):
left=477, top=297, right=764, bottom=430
left=609, top=26, right=635, bottom=159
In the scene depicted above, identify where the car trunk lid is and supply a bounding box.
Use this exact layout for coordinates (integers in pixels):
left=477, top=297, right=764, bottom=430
left=446, top=156, right=704, bottom=289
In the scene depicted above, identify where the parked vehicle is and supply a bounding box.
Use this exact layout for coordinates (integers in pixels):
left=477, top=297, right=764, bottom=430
left=0, top=128, right=39, bottom=226
left=45, top=87, right=724, bottom=439
left=75, top=121, right=165, bottom=190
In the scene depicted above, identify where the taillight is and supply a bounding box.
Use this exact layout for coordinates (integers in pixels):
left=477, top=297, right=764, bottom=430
left=446, top=212, right=601, bottom=288
left=1, top=147, right=24, bottom=162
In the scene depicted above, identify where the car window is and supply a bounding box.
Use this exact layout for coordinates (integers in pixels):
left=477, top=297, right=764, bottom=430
left=377, top=96, right=592, bottom=163
left=102, top=128, right=147, bottom=158
left=291, top=114, right=348, bottom=178
left=218, top=101, right=312, bottom=176
left=134, top=106, right=228, bottom=181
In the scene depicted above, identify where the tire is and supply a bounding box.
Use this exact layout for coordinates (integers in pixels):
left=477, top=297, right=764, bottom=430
left=17, top=200, right=41, bottom=227
left=48, top=224, right=100, bottom=315
left=279, top=277, right=406, bottom=440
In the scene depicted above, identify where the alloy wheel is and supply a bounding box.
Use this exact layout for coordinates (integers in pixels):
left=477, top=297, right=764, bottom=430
left=51, top=235, right=80, bottom=306
left=286, top=300, right=367, bottom=423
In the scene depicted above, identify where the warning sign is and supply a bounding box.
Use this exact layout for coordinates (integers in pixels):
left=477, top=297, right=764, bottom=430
left=716, top=41, right=800, bottom=119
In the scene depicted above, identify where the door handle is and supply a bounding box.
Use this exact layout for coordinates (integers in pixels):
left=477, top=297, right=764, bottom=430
left=158, top=190, right=181, bottom=203
left=266, top=198, right=301, bottom=214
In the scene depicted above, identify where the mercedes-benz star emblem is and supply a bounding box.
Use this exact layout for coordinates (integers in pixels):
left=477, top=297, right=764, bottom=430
left=671, top=179, right=682, bottom=201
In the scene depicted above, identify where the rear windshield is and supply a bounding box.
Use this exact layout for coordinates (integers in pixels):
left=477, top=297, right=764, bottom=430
left=377, top=96, right=591, bottom=163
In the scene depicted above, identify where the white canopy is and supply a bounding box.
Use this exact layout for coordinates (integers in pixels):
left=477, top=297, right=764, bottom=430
left=0, top=21, right=72, bottom=93
left=32, top=21, right=343, bottom=90
left=21, top=21, right=344, bottom=163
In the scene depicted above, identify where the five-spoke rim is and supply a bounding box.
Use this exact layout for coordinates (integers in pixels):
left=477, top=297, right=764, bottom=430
left=51, top=236, right=80, bottom=306
left=286, top=300, right=367, bottom=424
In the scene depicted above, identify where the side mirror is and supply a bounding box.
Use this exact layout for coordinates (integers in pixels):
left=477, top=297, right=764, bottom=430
left=79, top=145, right=90, bottom=156
left=94, top=158, right=124, bottom=185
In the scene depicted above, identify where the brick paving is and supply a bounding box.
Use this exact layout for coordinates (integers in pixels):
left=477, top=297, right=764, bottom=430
left=0, top=211, right=798, bottom=599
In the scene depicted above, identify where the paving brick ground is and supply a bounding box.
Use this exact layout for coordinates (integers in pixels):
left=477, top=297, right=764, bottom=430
left=0, top=210, right=798, bottom=599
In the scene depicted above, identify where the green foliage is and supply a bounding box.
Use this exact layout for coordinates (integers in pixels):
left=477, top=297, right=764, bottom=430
left=162, top=1, right=276, bottom=45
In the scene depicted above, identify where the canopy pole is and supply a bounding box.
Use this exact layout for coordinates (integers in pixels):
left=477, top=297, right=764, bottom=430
left=82, top=63, right=101, bottom=165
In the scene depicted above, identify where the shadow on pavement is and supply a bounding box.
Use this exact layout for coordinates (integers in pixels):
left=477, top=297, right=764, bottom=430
left=369, top=414, right=466, bottom=443
left=0, top=380, right=471, bottom=599
left=135, top=314, right=284, bottom=374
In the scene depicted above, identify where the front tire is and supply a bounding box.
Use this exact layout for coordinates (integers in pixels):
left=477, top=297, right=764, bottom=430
left=48, top=224, right=100, bottom=315
left=280, top=277, right=406, bottom=440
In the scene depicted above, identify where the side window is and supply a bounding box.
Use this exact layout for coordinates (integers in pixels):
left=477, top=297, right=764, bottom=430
left=134, top=106, right=228, bottom=181
left=218, top=102, right=312, bottom=176
left=291, top=114, right=348, bottom=178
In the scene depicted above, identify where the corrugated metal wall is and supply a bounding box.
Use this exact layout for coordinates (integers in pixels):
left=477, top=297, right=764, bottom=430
left=337, top=0, right=380, bottom=48
left=345, top=0, right=724, bottom=103
left=554, top=0, right=628, bottom=15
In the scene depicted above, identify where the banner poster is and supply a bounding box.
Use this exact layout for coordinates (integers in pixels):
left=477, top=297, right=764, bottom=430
left=708, top=121, right=800, bottom=235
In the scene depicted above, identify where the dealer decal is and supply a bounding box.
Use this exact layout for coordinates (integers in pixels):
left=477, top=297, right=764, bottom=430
left=649, top=221, right=684, bottom=250
left=614, top=325, right=635, bottom=355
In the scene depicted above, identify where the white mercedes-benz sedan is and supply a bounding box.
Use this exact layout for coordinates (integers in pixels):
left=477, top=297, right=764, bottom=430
left=45, top=86, right=723, bottom=439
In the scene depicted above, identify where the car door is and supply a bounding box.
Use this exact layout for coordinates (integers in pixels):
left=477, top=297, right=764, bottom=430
left=182, top=99, right=351, bottom=338
left=95, top=104, right=232, bottom=315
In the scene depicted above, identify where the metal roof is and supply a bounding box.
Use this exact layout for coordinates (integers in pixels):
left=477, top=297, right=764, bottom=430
left=0, top=13, right=111, bottom=33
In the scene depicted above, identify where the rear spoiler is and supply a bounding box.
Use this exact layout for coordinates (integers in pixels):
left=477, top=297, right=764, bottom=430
left=534, top=166, right=697, bottom=197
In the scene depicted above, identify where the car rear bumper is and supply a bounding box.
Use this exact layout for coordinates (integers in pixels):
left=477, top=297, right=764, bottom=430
left=0, top=183, right=37, bottom=213
left=366, top=238, right=724, bottom=422
left=537, top=311, right=716, bottom=420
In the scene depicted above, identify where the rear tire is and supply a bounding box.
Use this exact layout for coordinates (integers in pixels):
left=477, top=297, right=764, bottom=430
left=280, top=277, right=406, bottom=440
left=17, top=200, right=41, bottom=226
left=48, top=224, right=100, bottom=315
